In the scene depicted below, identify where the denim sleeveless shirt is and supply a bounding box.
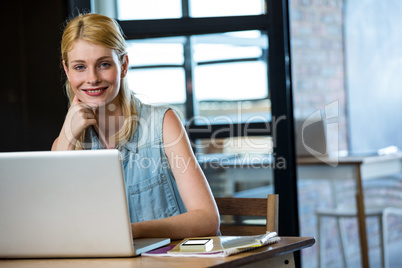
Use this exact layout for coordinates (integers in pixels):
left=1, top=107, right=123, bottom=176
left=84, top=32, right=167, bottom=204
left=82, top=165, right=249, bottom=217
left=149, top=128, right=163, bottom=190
left=84, top=96, right=187, bottom=223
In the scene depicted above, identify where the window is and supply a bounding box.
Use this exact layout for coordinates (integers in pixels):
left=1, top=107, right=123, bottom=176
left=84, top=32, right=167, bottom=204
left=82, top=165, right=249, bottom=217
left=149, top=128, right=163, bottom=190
left=88, top=0, right=299, bottom=245
left=116, top=0, right=265, bottom=20
left=124, top=30, right=269, bottom=125
left=192, top=31, right=269, bottom=124
left=93, top=1, right=273, bottom=198
left=118, top=0, right=182, bottom=20
left=126, top=37, right=186, bottom=114
left=190, top=0, right=265, bottom=18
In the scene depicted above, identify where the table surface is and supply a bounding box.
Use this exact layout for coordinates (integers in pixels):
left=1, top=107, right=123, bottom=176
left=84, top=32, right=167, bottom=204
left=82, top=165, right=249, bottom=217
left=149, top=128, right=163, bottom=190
left=0, top=236, right=315, bottom=268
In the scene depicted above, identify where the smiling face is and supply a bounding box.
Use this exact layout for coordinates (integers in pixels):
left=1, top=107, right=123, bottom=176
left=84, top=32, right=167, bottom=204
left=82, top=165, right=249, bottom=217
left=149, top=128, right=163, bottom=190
left=63, top=39, right=128, bottom=108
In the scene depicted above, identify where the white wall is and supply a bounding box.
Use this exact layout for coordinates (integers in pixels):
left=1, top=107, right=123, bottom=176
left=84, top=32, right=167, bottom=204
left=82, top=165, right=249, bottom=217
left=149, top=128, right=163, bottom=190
left=345, top=0, right=402, bottom=153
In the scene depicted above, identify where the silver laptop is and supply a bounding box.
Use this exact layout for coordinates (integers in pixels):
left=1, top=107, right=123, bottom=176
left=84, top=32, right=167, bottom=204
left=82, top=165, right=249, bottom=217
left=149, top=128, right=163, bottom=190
left=0, top=149, right=170, bottom=258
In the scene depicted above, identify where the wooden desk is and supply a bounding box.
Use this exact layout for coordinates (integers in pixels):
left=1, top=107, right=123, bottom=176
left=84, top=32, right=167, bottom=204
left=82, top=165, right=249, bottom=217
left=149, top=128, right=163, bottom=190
left=298, top=153, right=402, bottom=268
left=0, top=236, right=315, bottom=268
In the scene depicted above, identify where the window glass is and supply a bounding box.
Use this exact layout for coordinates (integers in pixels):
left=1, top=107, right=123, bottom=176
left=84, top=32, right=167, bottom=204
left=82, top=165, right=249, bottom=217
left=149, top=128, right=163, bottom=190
left=118, top=0, right=182, bottom=20
left=125, top=38, right=186, bottom=117
left=190, top=0, right=265, bottom=18
left=126, top=68, right=186, bottom=118
left=194, top=61, right=268, bottom=101
left=127, top=38, right=185, bottom=66
left=192, top=31, right=269, bottom=124
left=193, top=31, right=264, bottom=62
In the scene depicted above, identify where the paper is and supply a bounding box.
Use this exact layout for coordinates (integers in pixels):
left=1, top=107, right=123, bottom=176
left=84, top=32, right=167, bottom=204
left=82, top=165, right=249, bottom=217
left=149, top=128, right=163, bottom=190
left=142, top=232, right=280, bottom=258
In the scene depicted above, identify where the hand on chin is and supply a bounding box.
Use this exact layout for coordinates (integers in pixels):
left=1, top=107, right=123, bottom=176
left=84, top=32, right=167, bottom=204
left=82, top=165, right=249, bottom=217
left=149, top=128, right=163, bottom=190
left=77, top=97, right=107, bottom=110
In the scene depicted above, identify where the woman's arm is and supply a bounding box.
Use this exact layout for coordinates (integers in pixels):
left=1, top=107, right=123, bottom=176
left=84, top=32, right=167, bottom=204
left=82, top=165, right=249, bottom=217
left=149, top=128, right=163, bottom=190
left=131, top=110, right=220, bottom=239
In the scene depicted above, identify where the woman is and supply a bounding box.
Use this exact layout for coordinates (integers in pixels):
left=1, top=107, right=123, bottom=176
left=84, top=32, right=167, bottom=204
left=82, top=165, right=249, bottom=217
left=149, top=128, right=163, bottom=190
left=52, top=13, right=220, bottom=239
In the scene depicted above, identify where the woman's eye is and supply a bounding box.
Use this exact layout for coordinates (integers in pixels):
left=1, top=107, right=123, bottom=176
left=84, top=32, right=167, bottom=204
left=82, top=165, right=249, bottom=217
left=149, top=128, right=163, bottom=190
left=74, top=65, right=85, bottom=71
left=100, top=62, right=111, bottom=68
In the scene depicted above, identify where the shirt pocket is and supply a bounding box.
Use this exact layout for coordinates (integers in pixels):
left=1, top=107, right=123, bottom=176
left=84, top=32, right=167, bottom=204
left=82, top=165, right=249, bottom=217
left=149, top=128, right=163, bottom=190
left=128, top=173, right=179, bottom=222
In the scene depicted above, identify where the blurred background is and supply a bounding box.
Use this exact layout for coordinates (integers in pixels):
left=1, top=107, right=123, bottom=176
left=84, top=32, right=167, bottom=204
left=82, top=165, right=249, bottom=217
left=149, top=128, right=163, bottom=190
left=2, top=0, right=402, bottom=267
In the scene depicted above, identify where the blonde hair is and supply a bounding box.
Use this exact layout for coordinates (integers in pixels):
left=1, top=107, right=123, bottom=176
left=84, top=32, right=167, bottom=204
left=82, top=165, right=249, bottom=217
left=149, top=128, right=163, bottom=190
left=61, top=13, right=137, bottom=149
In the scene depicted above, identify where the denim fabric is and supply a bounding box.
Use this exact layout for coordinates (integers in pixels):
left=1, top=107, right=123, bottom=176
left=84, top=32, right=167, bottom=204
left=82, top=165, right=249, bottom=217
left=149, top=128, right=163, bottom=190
left=84, top=96, right=187, bottom=223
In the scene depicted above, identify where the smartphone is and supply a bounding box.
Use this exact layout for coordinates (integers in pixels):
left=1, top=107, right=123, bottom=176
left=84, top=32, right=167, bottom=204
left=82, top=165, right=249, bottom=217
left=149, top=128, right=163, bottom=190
left=179, top=238, right=214, bottom=252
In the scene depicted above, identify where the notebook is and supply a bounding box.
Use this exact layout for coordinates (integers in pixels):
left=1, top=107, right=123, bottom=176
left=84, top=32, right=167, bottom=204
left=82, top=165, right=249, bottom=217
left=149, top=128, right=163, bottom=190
left=142, top=232, right=280, bottom=257
left=0, top=149, right=170, bottom=258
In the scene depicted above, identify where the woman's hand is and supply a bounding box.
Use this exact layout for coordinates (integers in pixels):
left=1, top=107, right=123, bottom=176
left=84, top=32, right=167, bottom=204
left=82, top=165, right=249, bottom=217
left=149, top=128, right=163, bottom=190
left=52, top=96, right=97, bottom=150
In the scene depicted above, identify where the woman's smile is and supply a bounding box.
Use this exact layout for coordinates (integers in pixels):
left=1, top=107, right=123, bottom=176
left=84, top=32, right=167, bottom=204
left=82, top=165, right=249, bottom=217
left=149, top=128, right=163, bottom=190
left=82, top=86, right=109, bottom=96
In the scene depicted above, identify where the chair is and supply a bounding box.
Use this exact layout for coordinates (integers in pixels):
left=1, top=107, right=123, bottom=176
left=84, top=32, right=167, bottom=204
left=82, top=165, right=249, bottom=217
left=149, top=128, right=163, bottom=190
left=215, top=194, right=279, bottom=236
left=382, top=207, right=402, bottom=268
left=316, top=176, right=402, bottom=268
left=316, top=203, right=385, bottom=268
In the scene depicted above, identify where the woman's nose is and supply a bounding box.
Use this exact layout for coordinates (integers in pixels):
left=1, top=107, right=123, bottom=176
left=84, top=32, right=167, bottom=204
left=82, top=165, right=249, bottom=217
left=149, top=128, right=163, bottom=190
left=87, top=68, right=101, bottom=84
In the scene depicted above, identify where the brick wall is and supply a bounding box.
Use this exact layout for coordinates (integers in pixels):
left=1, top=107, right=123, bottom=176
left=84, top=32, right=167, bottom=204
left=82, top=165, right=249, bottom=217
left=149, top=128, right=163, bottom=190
left=290, top=0, right=348, bottom=153
left=290, top=1, right=348, bottom=266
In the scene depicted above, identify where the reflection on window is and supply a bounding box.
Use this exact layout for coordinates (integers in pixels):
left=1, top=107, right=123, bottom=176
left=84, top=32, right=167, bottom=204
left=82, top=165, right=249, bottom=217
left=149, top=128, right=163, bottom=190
left=196, top=136, right=274, bottom=198
left=196, top=99, right=271, bottom=126
left=190, top=0, right=265, bottom=18
left=118, top=0, right=182, bottom=20
left=196, top=136, right=273, bottom=155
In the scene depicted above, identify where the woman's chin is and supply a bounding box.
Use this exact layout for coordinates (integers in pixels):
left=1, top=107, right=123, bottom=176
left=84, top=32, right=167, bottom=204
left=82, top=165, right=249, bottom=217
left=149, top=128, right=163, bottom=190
left=83, top=101, right=104, bottom=110
left=76, top=94, right=119, bottom=111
